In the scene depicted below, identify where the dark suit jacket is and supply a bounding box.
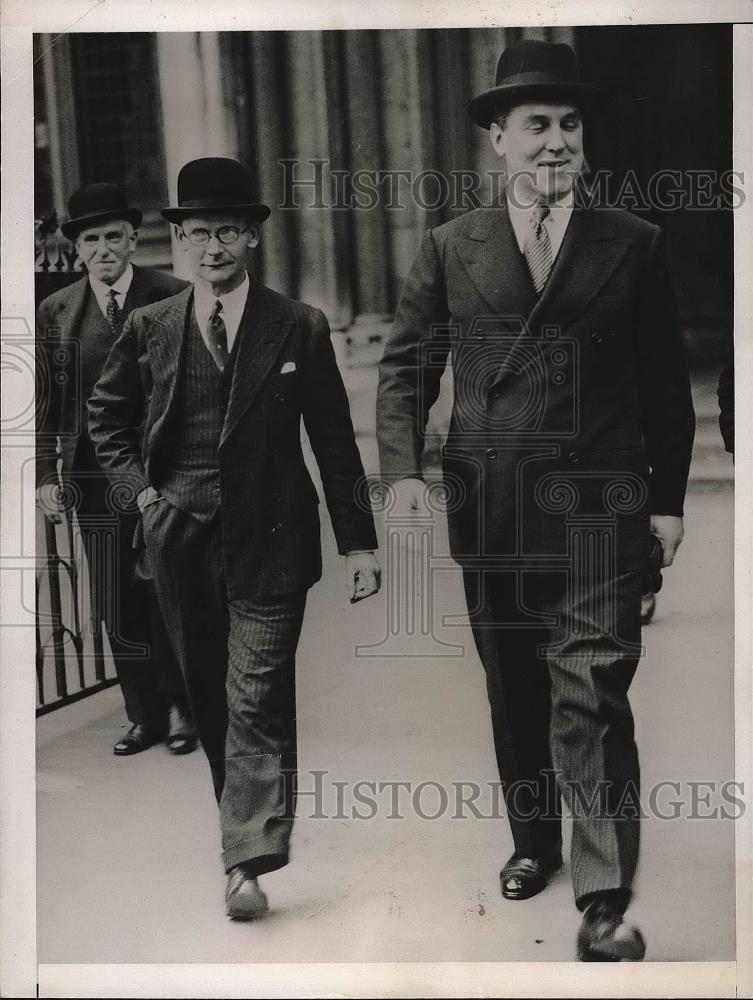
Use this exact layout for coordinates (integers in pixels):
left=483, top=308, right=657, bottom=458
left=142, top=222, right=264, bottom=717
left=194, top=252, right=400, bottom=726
left=717, top=348, right=734, bottom=455
left=36, top=264, right=188, bottom=487
left=377, top=204, right=695, bottom=567
left=87, top=277, right=377, bottom=599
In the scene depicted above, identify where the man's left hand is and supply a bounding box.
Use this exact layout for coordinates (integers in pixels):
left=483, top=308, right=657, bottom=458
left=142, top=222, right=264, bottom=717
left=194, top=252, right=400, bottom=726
left=650, top=515, right=684, bottom=567
left=345, top=552, right=381, bottom=603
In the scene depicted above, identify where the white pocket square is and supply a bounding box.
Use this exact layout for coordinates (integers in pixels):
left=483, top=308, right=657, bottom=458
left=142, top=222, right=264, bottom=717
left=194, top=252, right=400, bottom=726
left=280, top=361, right=296, bottom=374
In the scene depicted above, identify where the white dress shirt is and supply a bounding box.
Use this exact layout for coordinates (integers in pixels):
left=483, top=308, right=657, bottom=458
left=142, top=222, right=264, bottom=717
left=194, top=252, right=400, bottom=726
left=89, top=263, right=134, bottom=318
left=194, top=273, right=250, bottom=354
left=507, top=195, right=574, bottom=263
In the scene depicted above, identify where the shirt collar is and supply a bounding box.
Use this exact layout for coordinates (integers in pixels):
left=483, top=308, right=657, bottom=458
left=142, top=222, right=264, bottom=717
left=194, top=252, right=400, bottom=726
left=194, top=273, right=250, bottom=317
left=507, top=192, right=574, bottom=251
left=194, top=273, right=250, bottom=340
left=89, top=262, right=134, bottom=300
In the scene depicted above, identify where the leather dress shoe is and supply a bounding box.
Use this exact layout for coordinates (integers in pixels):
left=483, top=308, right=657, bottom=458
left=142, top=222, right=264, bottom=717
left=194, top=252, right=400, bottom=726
left=167, top=705, right=199, bottom=755
left=225, top=866, right=269, bottom=920
left=500, top=842, right=563, bottom=900
left=113, top=723, right=167, bottom=756
left=577, top=898, right=646, bottom=962
left=640, top=591, right=657, bottom=624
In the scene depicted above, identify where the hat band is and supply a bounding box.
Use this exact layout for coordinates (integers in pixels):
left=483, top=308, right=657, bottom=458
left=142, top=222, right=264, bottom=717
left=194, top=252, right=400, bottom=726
left=494, top=70, right=582, bottom=88
left=75, top=207, right=132, bottom=218
left=178, top=197, right=255, bottom=208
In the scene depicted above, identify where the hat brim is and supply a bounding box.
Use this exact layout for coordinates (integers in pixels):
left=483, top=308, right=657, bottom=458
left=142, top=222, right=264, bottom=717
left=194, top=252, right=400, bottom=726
left=161, top=203, right=272, bottom=225
left=467, top=82, right=600, bottom=129
left=61, top=208, right=143, bottom=241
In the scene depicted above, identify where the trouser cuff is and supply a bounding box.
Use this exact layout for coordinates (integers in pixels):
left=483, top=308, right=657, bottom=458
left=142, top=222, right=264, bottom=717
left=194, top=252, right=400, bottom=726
left=223, top=836, right=290, bottom=875
left=576, top=887, right=632, bottom=915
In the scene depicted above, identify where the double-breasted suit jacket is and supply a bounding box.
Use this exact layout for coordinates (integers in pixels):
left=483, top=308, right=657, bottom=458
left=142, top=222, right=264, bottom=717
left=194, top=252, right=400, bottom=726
left=377, top=202, right=696, bottom=576
left=87, top=277, right=378, bottom=599
left=36, top=264, right=188, bottom=489
left=377, top=199, right=696, bottom=903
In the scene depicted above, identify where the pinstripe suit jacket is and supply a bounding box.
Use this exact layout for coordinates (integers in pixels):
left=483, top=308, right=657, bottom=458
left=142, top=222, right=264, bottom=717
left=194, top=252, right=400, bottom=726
left=88, top=277, right=377, bottom=599
left=36, top=264, right=188, bottom=488
left=377, top=203, right=696, bottom=570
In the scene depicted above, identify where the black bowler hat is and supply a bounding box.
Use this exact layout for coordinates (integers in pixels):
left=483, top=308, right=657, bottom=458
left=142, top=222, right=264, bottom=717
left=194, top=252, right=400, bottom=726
left=161, top=158, right=271, bottom=225
left=61, top=182, right=143, bottom=241
left=467, top=39, right=599, bottom=129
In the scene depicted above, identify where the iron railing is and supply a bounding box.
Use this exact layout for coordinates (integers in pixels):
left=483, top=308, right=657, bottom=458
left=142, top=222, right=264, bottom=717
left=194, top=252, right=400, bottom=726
left=35, top=223, right=119, bottom=714
left=35, top=500, right=120, bottom=716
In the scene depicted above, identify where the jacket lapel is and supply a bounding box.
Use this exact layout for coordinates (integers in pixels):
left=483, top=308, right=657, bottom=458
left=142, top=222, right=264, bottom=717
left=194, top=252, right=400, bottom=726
left=121, top=263, right=147, bottom=315
left=488, top=202, right=633, bottom=388
left=144, top=286, right=193, bottom=419
left=527, top=203, right=632, bottom=332
left=459, top=208, right=538, bottom=324
left=59, top=276, right=89, bottom=347
left=220, top=278, right=295, bottom=447
left=55, top=278, right=89, bottom=430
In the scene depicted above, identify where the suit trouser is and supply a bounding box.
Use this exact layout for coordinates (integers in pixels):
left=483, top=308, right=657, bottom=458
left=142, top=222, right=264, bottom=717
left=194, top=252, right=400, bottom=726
left=142, top=500, right=307, bottom=877
left=464, top=567, right=642, bottom=912
left=72, top=442, right=189, bottom=728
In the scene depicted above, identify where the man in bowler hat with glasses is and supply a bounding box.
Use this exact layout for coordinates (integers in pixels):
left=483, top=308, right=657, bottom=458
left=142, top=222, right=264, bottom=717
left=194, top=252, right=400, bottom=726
left=36, top=182, right=197, bottom=756
left=89, top=158, right=381, bottom=918
left=377, top=40, right=694, bottom=959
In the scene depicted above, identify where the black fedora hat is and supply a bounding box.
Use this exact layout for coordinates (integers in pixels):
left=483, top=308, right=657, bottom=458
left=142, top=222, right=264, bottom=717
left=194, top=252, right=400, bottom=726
left=161, top=158, right=271, bottom=225
left=61, top=182, right=143, bottom=241
left=467, top=39, right=599, bottom=129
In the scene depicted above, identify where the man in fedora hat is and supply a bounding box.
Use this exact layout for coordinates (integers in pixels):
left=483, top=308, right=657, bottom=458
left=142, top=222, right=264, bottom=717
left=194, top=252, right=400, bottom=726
left=88, top=157, right=380, bottom=918
left=377, top=39, right=694, bottom=960
left=36, top=182, right=197, bottom=756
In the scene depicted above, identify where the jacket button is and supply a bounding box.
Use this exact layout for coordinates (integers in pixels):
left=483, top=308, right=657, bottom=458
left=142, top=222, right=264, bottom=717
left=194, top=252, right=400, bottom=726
left=568, top=451, right=579, bottom=464
left=485, top=449, right=498, bottom=460
left=591, top=332, right=603, bottom=344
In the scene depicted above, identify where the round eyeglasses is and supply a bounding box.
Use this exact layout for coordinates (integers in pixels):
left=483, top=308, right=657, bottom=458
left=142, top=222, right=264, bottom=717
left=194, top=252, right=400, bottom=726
left=180, top=225, right=249, bottom=246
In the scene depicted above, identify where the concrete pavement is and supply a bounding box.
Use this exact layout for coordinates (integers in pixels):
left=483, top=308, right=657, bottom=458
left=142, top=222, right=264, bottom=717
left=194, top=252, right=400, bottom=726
left=37, top=478, right=735, bottom=964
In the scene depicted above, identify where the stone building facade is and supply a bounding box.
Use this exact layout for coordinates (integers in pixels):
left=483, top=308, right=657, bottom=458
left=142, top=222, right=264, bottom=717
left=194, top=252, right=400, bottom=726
left=34, top=24, right=733, bottom=362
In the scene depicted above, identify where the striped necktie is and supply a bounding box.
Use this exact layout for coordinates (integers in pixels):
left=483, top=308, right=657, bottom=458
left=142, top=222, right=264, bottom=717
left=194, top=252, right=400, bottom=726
left=106, top=288, right=121, bottom=334
left=207, top=299, right=230, bottom=371
left=523, top=202, right=553, bottom=294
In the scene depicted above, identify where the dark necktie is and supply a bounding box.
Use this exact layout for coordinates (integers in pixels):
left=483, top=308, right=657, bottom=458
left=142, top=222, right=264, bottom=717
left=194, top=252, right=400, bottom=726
left=523, top=202, right=553, bottom=294
left=207, top=299, right=229, bottom=371
left=106, top=288, right=121, bottom=334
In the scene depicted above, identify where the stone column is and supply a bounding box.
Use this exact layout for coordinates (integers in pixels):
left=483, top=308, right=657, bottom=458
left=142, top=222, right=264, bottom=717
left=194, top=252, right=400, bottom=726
left=155, top=33, right=238, bottom=279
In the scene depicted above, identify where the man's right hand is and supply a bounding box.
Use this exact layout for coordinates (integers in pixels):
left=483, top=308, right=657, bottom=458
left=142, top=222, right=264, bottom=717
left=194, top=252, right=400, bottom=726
left=388, top=477, right=431, bottom=550
left=36, top=483, right=64, bottom=524
left=391, top=477, right=428, bottom=516
left=136, top=485, right=162, bottom=513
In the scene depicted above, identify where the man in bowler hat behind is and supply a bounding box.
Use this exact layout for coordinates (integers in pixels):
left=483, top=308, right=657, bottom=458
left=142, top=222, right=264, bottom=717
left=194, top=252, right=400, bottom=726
left=36, top=182, right=197, bottom=756
left=377, top=40, right=694, bottom=959
left=89, top=157, right=381, bottom=918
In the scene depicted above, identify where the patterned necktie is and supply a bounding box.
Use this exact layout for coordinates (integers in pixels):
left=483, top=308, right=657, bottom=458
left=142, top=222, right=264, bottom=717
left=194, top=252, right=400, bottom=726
left=106, top=288, right=121, bottom=334
left=523, top=202, right=553, bottom=294
left=207, top=299, right=229, bottom=371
